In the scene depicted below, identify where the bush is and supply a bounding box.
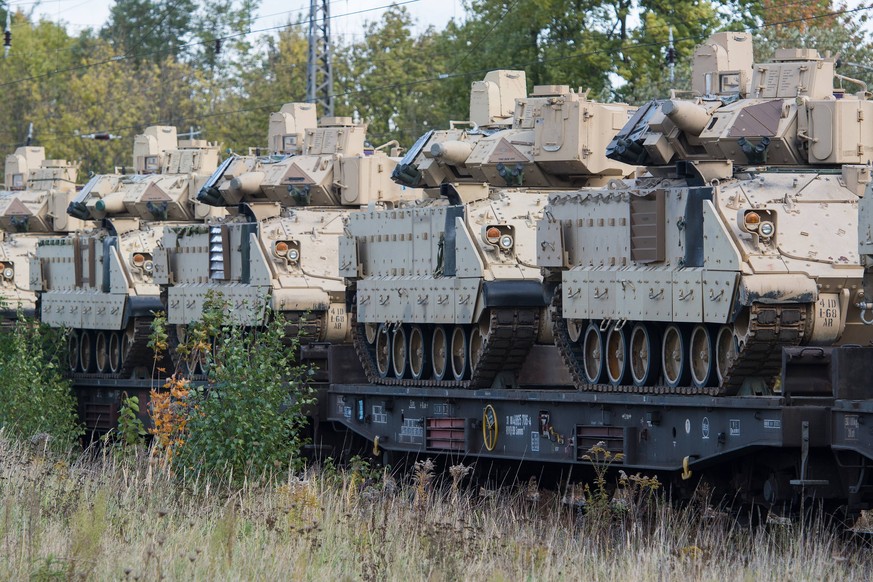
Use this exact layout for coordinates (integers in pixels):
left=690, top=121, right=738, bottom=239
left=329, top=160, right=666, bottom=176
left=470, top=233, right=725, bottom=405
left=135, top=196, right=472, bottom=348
left=155, top=295, right=316, bottom=481
left=0, top=315, right=82, bottom=446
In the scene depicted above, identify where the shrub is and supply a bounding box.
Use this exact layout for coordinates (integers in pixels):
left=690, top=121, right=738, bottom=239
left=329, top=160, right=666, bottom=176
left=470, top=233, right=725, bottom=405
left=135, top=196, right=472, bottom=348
left=154, top=294, right=316, bottom=481
left=0, top=315, right=82, bottom=446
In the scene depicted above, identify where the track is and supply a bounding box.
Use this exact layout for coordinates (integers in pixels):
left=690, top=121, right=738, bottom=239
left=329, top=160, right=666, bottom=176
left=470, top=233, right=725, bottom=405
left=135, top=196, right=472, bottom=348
left=552, top=285, right=808, bottom=396
left=352, top=307, right=539, bottom=389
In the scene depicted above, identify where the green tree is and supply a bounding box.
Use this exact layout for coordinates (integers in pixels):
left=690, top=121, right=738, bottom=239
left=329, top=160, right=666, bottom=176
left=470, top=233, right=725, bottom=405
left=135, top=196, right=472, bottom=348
left=0, top=13, right=78, bottom=155
left=341, top=6, right=451, bottom=146
left=101, top=0, right=196, bottom=64
left=203, top=23, right=310, bottom=153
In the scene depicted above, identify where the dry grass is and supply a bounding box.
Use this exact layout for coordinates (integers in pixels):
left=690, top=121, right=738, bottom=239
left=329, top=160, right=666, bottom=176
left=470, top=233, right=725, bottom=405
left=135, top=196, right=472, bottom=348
left=0, top=435, right=870, bottom=581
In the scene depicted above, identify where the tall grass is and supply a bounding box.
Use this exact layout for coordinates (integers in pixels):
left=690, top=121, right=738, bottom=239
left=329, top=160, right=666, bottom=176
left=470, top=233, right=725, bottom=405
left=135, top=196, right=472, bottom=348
left=0, top=434, right=869, bottom=581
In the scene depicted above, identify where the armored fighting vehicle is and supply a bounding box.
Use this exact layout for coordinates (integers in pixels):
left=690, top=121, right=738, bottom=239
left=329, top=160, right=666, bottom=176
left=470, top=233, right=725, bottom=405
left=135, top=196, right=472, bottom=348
left=539, top=32, right=873, bottom=395
left=861, top=183, right=873, bottom=326
left=154, top=104, right=414, bottom=372
left=31, top=126, right=222, bottom=376
left=341, top=71, right=636, bottom=388
left=0, top=147, right=88, bottom=319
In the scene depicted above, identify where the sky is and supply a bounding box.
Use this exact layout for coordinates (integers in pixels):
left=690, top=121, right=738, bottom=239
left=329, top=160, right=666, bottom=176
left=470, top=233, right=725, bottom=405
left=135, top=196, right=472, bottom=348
left=14, top=0, right=465, bottom=40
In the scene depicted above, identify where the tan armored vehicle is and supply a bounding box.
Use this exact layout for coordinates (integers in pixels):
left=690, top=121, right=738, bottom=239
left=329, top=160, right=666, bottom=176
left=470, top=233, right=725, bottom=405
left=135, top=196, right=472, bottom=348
left=154, top=104, right=414, bottom=371
left=539, top=32, right=873, bottom=395
left=31, top=126, right=222, bottom=376
left=341, top=71, right=636, bottom=387
left=861, top=185, right=873, bottom=326
left=0, top=147, right=88, bottom=319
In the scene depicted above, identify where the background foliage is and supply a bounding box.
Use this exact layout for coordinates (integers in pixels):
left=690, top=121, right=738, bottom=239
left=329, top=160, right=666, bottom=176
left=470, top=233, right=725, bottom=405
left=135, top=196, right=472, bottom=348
left=0, top=0, right=869, bottom=177
left=0, top=316, right=82, bottom=446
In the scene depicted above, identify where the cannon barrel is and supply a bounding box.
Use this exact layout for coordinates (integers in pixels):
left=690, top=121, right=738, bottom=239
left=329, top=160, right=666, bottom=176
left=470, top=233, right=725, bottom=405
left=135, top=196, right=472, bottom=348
left=661, top=99, right=712, bottom=137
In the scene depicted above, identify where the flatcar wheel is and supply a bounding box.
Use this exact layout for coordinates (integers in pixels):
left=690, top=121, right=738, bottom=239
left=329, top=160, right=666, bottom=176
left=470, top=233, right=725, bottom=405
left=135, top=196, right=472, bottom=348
left=582, top=322, right=605, bottom=384
left=431, top=326, right=448, bottom=381
left=715, top=325, right=737, bottom=385
left=364, top=323, right=378, bottom=345
left=79, top=330, right=94, bottom=373
left=469, top=326, right=484, bottom=374
left=689, top=324, right=716, bottom=388
left=67, top=331, right=80, bottom=372
left=95, top=332, right=109, bottom=373
left=408, top=325, right=428, bottom=380
left=450, top=326, right=468, bottom=382
left=108, top=331, right=122, bottom=374
left=662, top=324, right=689, bottom=388
left=391, top=326, right=408, bottom=379
left=567, top=319, right=584, bottom=343
left=629, top=323, right=659, bottom=387
left=605, top=324, right=630, bottom=385
left=375, top=323, right=392, bottom=378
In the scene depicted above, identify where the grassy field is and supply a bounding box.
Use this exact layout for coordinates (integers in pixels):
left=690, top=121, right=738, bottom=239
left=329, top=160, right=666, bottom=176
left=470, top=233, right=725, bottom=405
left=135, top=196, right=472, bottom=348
left=1, top=435, right=871, bottom=581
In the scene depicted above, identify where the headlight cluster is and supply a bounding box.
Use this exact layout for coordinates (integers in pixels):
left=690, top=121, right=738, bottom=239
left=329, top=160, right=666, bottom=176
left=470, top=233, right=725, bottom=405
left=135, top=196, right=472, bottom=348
left=0, top=262, right=13, bottom=280
left=741, top=210, right=776, bottom=240
left=131, top=253, right=154, bottom=273
left=482, top=225, right=515, bottom=252
left=273, top=240, right=301, bottom=263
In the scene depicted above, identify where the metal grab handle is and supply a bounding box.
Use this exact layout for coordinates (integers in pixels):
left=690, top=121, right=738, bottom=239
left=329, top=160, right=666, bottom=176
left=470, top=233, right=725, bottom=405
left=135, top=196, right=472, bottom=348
left=678, top=289, right=694, bottom=301
left=648, top=288, right=664, bottom=300
left=567, top=287, right=581, bottom=298
left=862, top=305, right=873, bottom=325
left=593, top=288, right=608, bottom=299
left=709, top=289, right=725, bottom=301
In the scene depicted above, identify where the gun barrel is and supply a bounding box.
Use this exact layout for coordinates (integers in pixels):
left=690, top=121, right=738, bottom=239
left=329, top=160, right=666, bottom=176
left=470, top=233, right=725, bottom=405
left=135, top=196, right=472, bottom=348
left=430, top=140, right=473, bottom=165
left=662, top=99, right=712, bottom=136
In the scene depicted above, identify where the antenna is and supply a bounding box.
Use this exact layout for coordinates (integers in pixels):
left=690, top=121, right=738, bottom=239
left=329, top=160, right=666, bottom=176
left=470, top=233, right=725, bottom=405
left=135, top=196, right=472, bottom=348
left=666, top=27, right=676, bottom=84
left=25, top=122, right=32, bottom=146
left=307, top=0, right=334, bottom=117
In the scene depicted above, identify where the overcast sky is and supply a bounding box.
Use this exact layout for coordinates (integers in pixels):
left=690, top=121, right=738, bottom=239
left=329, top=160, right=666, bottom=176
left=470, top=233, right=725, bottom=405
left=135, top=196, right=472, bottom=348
left=17, top=0, right=464, bottom=41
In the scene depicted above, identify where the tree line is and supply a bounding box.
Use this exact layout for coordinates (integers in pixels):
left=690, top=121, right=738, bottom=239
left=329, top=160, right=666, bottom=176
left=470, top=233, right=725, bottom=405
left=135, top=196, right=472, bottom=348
left=0, top=0, right=870, bottom=177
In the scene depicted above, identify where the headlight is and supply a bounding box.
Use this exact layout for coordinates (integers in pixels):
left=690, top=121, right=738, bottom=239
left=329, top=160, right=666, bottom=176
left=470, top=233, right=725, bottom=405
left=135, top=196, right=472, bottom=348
left=2, top=266, right=13, bottom=280
left=131, top=253, right=153, bottom=270
left=743, top=211, right=760, bottom=231
left=485, top=227, right=501, bottom=245
left=759, top=221, right=774, bottom=238
left=499, top=234, right=514, bottom=250
left=274, top=240, right=300, bottom=262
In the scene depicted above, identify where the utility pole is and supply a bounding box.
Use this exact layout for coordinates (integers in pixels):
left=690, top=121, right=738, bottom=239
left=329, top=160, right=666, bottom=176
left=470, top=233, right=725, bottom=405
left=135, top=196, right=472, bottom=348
left=307, top=0, right=334, bottom=117
left=666, top=27, right=676, bottom=84
left=4, top=10, right=11, bottom=58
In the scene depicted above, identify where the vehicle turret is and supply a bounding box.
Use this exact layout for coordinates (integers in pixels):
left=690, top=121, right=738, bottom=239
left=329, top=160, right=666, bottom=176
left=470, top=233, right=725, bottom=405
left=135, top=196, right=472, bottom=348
left=66, top=126, right=222, bottom=224
left=391, top=70, right=636, bottom=199
left=198, top=111, right=408, bottom=211
left=0, top=150, right=85, bottom=234
left=607, top=32, right=873, bottom=180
